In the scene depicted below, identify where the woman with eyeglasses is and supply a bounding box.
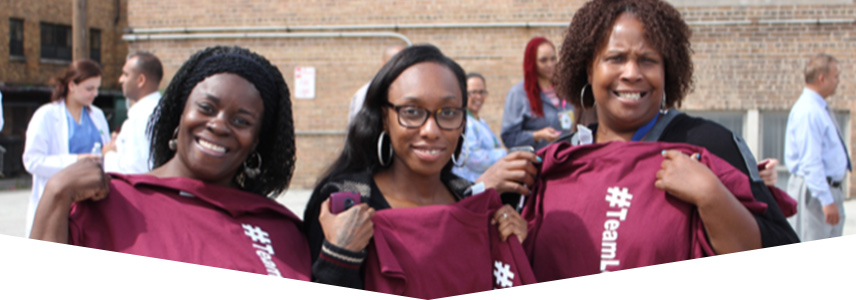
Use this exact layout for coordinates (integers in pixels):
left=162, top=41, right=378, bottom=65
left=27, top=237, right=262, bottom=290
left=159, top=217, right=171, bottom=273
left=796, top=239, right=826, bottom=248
left=452, top=73, right=508, bottom=182
left=501, top=37, right=574, bottom=151
left=303, top=45, right=539, bottom=296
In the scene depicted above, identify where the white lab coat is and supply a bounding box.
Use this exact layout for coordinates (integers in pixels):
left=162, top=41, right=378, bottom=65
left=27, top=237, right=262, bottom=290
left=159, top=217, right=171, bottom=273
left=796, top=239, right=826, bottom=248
left=103, top=91, right=161, bottom=174
left=22, top=100, right=110, bottom=237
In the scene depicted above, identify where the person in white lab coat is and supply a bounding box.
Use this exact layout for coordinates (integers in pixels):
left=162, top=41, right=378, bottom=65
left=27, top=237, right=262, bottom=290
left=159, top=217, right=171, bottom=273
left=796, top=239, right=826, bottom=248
left=22, top=59, right=111, bottom=237
left=102, top=52, right=163, bottom=174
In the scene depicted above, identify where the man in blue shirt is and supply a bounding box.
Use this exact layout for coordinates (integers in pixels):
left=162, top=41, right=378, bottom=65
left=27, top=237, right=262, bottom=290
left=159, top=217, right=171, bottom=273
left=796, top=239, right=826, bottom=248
left=785, top=53, right=848, bottom=241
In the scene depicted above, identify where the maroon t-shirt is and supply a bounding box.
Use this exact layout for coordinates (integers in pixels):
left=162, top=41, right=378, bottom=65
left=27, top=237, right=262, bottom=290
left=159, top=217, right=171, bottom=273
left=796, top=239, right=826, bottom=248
left=522, top=141, right=767, bottom=282
left=364, top=189, right=536, bottom=298
left=68, top=174, right=311, bottom=280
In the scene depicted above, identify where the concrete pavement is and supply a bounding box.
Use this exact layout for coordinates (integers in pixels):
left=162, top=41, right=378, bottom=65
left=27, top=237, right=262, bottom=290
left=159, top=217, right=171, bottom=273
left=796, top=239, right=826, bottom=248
left=3, top=188, right=856, bottom=239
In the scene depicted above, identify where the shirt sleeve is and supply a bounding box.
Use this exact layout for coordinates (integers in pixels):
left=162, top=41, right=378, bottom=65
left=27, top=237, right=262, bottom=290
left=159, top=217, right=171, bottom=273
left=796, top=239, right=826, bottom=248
left=303, top=179, right=366, bottom=288
left=790, top=109, right=836, bottom=206
left=103, top=111, right=152, bottom=174
left=464, top=119, right=507, bottom=174
left=22, top=108, right=78, bottom=178
left=501, top=84, right=536, bottom=148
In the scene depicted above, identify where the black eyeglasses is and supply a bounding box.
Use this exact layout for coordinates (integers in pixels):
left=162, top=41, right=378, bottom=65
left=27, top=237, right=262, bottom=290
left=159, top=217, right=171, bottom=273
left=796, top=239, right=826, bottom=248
left=467, top=90, right=489, bottom=97
left=386, top=104, right=466, bottom=130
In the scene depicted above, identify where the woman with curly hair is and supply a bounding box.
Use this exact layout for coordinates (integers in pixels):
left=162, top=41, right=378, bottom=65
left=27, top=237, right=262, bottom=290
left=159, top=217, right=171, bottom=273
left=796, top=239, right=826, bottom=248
left=23, top=59, right=110, bottom=238
left=30, top=46, right=310, bottom=280
left=521, top=0, right=798, bottom=281
left=501, top=37, right=573, bottom=151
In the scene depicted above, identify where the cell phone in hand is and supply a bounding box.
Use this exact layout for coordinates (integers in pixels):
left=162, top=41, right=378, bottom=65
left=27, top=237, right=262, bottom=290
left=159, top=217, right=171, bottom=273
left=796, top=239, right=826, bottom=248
left=509, top=145, right=535, bottom=154
left=330, top=192, right=362, bottom=214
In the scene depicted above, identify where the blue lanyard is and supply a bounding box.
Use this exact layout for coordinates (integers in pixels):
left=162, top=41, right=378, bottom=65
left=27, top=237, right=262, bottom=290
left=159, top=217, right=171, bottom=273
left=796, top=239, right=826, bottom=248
left=631, top=113, right=660, bottom=141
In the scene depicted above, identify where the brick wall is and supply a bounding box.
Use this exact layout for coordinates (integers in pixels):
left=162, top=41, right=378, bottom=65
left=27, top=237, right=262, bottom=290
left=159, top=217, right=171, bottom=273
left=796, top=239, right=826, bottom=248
left=0, top=0, right=128, bottom=90
left=125, top=1, right=856, bottom=192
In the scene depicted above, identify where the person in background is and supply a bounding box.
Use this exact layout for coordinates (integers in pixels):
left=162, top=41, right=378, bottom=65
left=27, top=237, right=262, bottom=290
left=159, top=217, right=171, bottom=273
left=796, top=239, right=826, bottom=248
left=452, top=73, right=507, bottom=182
left=102, top=52, right=163, bottom=174
left=30, top=46, right=310, bottom=280
left=785, top=53, right=848, bottom=241
left=501, top=37, right=573, bottom=151
left=348, top=44, right=406, bottom=125
left=22, top=59, right=110, bottom=238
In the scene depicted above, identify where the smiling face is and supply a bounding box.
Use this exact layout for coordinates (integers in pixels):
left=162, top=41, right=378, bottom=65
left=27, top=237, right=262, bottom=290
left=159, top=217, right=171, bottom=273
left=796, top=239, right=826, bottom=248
left=67, top=76, right=102, bottom=107
left=384, top=62, right=464, bottom=178
left=466, top=76, right=487, bottom=116
left=589, top=12, right=664, bottom=137
left=174, top=73, right=264, bottom=186
left=536, top=43, right=558, bottom=81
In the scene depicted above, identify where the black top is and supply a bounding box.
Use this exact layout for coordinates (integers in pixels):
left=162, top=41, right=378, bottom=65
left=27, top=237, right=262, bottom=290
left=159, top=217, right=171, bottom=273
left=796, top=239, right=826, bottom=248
left=302, top=170, right=471, bottom=289
left=558, top=111, right=800, bottom=247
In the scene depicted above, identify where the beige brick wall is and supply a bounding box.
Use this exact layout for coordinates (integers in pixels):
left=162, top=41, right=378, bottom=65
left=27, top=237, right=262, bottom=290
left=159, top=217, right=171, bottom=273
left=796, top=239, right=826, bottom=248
left=125, top=1, right=856, bottom=193
left=0, top=0, right=128, bottom=90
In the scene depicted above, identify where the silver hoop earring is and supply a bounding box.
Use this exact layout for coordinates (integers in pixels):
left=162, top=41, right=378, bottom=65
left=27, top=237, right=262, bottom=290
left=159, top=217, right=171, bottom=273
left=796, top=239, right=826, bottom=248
left=660, top=86, right=667, bottom=112
left=377, top=131, right=393, bottom=166
left=243, top=152, right=262, bottom=178
left=452, top=133, right=468, bottom=168
left=580, top=83, right=591, bottom=122
left=168, top=128, right=178, bottom=151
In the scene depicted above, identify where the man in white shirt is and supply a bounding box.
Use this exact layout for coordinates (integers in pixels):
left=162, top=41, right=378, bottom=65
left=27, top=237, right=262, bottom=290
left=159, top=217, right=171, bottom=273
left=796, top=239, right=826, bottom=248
left=347, top=45, right=405, bottom=125
left=102, top=52, right=163, bottom=174
left=784, top=53, right=848, bottom=241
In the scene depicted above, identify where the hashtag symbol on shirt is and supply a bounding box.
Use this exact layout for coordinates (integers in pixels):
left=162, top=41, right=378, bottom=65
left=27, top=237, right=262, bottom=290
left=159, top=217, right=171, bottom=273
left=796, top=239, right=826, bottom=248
left=605, top=186, right=633, bottom=209
left=493, top=260, right=515, bottom=288
left=242, top=224, right=271, bottom=244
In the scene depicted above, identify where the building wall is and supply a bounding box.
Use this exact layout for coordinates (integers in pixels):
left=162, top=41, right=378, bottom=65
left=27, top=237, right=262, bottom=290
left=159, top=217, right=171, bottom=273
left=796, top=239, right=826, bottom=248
left=1, top=0, right=127, bottom=89
left=124, top=0, right=856, bottom=193
left=0, top=0, right=128, bottom=176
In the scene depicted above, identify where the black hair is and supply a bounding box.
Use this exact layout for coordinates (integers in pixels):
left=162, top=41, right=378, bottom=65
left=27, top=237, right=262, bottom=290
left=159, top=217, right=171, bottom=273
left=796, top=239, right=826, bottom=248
left=128, top=51, right=164, bottom=84
left=557, top=0, right=693, bottom=110
left=466, top=72, right=486, bottom=86
left=148, top=46, right=295, bottom=197
left=321, top=44, right=468, bottom=180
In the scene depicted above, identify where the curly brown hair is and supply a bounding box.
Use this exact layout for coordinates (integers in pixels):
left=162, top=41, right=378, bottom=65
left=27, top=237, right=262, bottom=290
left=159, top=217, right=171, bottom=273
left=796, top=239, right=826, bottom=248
left=556, top=0, right=693, bottom=110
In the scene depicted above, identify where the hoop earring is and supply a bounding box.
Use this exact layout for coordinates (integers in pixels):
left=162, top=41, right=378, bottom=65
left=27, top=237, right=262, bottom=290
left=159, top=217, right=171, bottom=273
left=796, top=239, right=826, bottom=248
left=168, top=128, right=178, bottom=151
left=580, top=83, right=591, bottom=122
left=660, top=86, right=667, bottom=112
left=452, top=133, right=468, bottom=168
left=243, top=152, right=262, bottom=178
left=377, top=131, right=393, bottom=167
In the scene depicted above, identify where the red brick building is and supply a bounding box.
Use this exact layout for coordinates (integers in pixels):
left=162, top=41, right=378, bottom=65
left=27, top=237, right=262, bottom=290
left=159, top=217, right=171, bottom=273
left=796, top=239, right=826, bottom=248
left=0, top=0, right=128, bottom=176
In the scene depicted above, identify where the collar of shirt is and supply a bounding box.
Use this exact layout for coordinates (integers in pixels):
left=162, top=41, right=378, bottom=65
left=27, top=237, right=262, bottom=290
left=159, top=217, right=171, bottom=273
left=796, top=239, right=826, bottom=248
left=801, top=87, right=828, bottom=110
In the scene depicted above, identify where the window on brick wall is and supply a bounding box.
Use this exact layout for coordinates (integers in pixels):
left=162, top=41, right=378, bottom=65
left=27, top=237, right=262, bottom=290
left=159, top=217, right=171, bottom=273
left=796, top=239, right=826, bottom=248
left=40, top=22, right=72, bottom=61
left=686, top=111, right=745, bottom=139
left=9, top=18, right=24, bottom=57
left=89, top=28, right=101, bottom=63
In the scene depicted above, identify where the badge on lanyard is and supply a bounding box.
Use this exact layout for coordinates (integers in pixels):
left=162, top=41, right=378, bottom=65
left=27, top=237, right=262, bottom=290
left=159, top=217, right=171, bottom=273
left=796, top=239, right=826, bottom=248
left=557, top=100, right=574, bottom=131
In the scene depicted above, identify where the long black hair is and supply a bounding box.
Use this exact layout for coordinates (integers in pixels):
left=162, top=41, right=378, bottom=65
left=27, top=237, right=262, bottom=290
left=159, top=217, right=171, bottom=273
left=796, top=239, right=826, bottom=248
left=321, top=44, right=468, bottom=181
left=148, top=46, right=295, bottom=197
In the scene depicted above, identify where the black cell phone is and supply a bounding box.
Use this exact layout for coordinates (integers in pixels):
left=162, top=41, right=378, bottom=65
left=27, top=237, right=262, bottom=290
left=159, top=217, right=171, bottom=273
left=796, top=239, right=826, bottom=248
left=330, top=192, right=362, bottom=214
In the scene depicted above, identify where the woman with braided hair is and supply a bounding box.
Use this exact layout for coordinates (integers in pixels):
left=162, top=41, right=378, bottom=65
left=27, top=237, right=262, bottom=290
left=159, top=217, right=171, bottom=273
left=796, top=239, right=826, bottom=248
left=30, top=46, right=310, bottom=280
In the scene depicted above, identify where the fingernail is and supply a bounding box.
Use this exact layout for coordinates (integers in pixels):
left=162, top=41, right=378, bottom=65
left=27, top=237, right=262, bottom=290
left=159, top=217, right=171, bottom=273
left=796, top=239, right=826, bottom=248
left=695, top=153, right=701, bottom=160
left=661, top=150, right=667, bottom=156
left=536, top=156, right=543, bottom=163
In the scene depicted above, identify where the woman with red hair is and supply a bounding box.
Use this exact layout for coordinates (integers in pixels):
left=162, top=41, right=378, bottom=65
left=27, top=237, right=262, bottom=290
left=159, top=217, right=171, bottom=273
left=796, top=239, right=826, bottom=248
left=501, top=37, right=573, bottom=151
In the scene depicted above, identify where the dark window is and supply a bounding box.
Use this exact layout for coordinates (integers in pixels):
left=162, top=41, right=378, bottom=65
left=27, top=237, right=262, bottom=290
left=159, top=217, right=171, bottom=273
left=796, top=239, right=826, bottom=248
left=40, top=22, right=72, bottom=60
left=89, top=28, right=101, bottom=63
left=9, top=18, right=24, bottom=57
